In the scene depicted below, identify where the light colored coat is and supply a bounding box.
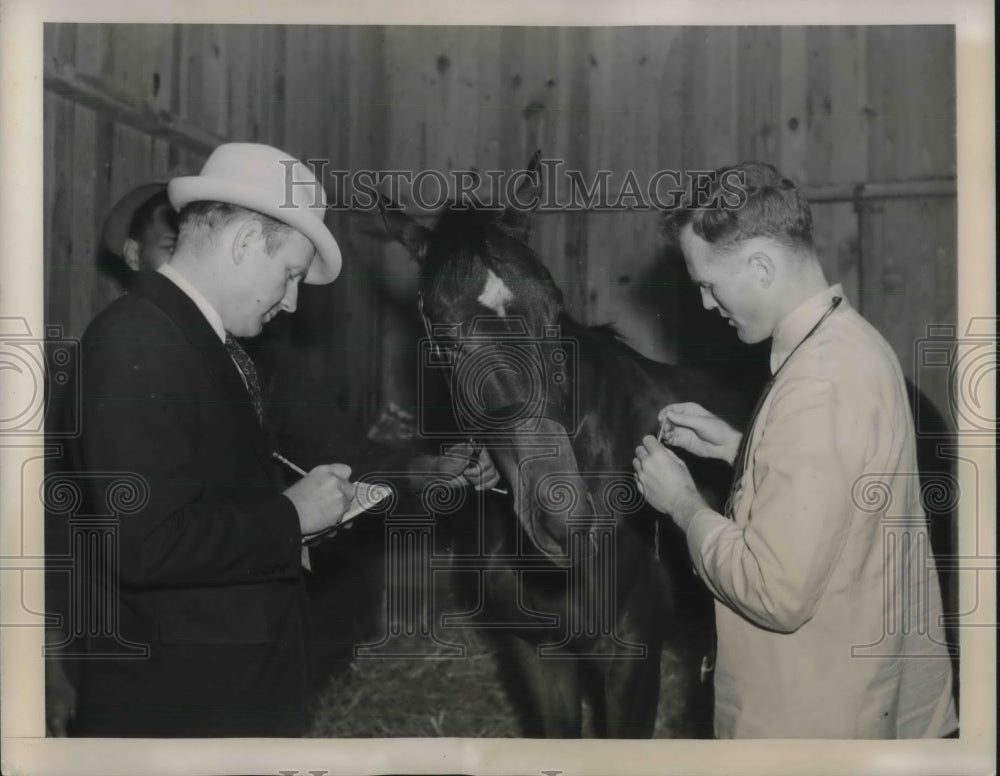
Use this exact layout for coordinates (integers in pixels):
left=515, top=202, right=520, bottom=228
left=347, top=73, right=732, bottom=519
left=686, top=285, right=958, bottom=738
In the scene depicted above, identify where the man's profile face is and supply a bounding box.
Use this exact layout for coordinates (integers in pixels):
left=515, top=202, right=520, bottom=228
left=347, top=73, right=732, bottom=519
left=229, top=225, right=316, bottom=337
left=122, top=203, right=177, bottom=272
left=679, top=223, right=771, bottom=344
left=135, top=204, right=177, bottom=270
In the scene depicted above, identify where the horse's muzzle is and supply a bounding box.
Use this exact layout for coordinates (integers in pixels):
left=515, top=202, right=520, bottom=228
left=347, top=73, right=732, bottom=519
left=486, top=418, right=590, bottom=565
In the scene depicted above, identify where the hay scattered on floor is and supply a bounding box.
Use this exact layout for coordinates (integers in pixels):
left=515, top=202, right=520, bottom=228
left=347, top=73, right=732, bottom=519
left=308, top=629, right=519, bottom=737
left=308, top=626, right=705, bottom=738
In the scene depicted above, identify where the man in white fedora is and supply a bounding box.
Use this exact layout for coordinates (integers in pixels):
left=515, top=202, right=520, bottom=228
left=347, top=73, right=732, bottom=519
left=65, top=143, right=352, bottom=737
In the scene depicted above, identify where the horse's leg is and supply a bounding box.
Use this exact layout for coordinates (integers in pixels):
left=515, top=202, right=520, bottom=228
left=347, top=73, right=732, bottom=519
left=670, top=588, right=716, bottom=738
left=585, top=520, right=669, bottom=738
left=492, top=634, right=582, bottom=737
left=595, top=646, right=662, bottom=738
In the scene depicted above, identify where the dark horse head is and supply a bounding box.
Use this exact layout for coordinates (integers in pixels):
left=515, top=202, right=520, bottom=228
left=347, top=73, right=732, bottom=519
left=380, top=152, right=611, bottom=564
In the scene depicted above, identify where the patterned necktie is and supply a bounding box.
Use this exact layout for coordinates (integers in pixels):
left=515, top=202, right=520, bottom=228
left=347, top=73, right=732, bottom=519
left=224, top=335, right=263, bottom=423
left=724, top=296, right=842, bottom=518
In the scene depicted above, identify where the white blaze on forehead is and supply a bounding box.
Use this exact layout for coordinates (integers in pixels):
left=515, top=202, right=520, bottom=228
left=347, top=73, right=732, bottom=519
left=477, top=269, right=514, bottom=317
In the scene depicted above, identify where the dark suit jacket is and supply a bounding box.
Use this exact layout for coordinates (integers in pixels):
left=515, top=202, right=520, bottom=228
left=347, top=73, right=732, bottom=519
left=66, top=272, right=312, bottom=737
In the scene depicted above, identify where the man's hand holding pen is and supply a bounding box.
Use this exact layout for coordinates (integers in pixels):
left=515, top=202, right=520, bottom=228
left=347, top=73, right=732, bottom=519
left=282, top=462, right=355, bottom=536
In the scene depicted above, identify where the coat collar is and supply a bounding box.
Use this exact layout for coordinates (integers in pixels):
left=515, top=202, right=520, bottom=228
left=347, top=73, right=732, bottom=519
left=130, top=271, right=228, bottom=353
left=157, top=263, right=227, bottom=342
left=769, top=284, right=847, bottom=374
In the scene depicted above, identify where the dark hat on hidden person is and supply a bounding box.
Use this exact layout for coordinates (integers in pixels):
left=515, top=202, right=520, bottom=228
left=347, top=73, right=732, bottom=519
left=101, top=182, right=168, bottom=258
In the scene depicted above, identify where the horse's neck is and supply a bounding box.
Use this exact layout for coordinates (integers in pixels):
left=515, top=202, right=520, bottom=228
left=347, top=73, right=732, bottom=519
left=557, top=314, right=672, bottom=468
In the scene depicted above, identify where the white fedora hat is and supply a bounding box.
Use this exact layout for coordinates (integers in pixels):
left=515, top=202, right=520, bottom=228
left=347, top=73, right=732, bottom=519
left=168, top=143, right=341, bottom=284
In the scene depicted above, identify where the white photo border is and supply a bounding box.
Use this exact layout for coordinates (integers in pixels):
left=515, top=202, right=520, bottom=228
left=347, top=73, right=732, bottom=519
left=1, top=1, right=994, bottom=775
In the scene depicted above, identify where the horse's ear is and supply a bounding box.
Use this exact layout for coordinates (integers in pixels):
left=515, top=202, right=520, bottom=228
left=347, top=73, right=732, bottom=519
left=378, top=194, right=430, bottom=262
left=497, top=149, right=542, bottom=242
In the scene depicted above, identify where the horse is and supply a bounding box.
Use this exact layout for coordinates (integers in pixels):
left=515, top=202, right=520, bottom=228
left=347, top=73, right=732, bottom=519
left=379, top=153, right=752, bottom=738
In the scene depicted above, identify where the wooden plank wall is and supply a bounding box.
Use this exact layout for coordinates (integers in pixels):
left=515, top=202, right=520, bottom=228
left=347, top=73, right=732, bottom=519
left=43, top=24, right=956, bottom=427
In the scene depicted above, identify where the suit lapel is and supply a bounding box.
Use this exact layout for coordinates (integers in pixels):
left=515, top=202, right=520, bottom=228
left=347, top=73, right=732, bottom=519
left=130, top=273, right=276, bottom=470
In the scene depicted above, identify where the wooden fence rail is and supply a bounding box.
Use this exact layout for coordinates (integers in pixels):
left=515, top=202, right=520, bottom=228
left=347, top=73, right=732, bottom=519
left=44, top=54, right=227, bottom=156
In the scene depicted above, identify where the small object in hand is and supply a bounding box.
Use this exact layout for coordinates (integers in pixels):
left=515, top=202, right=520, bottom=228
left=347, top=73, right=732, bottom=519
left=301, top=480, right=393, bottom=546
left=272, top=451, right=307, bottom=477
left=465, top=438, right=510, bottom=496
left=271, top=451, right=392, bottom=543
left=657, top=415, right=675, bottom=444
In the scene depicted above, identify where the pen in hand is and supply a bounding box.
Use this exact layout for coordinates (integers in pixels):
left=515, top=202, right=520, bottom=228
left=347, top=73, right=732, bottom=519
left=274, top=451, right=392, bottom=542
left=656, top=415, right=674, bottom=444
left=273, top=452, right=377, bottom=505
left=272, top=451, right=307, bottom=477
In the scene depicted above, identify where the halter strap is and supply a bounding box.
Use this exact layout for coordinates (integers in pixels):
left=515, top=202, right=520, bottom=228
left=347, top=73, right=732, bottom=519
left=418, top=292, right=575, bottom=435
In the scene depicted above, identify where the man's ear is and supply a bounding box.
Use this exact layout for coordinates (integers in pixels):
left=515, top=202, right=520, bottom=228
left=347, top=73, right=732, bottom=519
left=122, top=239, right=141, bottom=271
left=232, top=219, right=265, bottom=266
left=748, top=251, right=775, bottom=289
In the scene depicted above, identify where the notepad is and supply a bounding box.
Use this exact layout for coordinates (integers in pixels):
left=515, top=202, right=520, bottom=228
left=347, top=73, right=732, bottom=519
left=301, top=481, right=392, bottom=546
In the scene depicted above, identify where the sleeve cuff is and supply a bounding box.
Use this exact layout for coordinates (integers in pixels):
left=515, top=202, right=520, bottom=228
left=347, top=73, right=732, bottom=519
left=265, top=493, right=306, bottom=578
